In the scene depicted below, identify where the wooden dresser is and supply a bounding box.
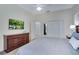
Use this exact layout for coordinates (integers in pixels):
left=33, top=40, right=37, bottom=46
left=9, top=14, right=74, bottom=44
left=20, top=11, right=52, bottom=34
left=4, top=33, right=29, bottom=53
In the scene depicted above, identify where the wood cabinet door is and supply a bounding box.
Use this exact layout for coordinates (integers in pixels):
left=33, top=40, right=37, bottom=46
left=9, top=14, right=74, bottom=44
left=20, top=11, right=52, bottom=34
left=4, top=33, right=29, bottom=53
left=7, top=38, right=18, bottom=49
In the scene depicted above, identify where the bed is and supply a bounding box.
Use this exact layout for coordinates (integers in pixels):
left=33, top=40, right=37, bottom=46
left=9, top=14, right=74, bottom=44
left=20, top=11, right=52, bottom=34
left=16, top=37, right=79, bottom=55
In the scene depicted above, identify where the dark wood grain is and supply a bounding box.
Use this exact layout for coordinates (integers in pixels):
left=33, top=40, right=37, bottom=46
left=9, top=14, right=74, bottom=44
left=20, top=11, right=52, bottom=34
left=4, top=33, right=29, bottom=53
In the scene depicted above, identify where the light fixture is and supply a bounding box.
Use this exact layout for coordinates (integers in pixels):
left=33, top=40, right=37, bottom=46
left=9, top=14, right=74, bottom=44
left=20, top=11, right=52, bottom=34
left=69, top=25, right=75, bottom=36
left=36, top=7, right=42, bottom=11
left=70, top=25, right=75, bottom=30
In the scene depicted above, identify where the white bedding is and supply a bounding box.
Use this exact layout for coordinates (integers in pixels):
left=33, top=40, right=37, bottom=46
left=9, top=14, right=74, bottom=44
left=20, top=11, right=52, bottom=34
left=69, top=37, right=79, bottom=49
left=16, top=37, right=79, bottom=55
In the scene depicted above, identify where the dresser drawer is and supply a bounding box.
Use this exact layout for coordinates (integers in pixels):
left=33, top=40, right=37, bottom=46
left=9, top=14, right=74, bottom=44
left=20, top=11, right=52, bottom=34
left=4, top=33, right=29, bottom=53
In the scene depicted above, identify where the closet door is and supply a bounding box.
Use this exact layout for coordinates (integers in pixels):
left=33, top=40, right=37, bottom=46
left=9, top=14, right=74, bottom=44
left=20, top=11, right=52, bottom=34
left=46, top=21, right=64, bottom=38
left=35, top=22, right=43, bottom=36
left=31, top=21, right=44, bottom=39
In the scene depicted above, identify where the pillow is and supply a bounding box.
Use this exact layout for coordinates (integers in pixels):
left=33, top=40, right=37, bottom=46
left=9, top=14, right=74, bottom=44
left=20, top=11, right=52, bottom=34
left=69, top=37, right=79, bottom=49
left=72, top=32, right=79, bottom=40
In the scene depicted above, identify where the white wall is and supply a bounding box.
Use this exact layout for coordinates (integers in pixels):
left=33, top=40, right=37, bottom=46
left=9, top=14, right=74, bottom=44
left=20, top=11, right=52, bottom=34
left=72, top=5, right=79, bottom=25
left=31, top=8, right=74, bottom=39
left=0, top=5, right=32, bottom=52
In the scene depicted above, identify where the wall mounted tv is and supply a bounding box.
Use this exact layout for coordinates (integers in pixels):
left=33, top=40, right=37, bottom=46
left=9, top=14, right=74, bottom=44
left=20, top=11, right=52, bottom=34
left=9, top=18, right=24, bottom=29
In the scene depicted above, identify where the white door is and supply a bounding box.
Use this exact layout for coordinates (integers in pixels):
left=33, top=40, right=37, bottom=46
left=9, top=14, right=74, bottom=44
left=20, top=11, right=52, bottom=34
left=35, top=22, right=43, bottom=36
left=46, top=21, right=64, bottom=38
left=31, top=21, right=44, bottom=39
